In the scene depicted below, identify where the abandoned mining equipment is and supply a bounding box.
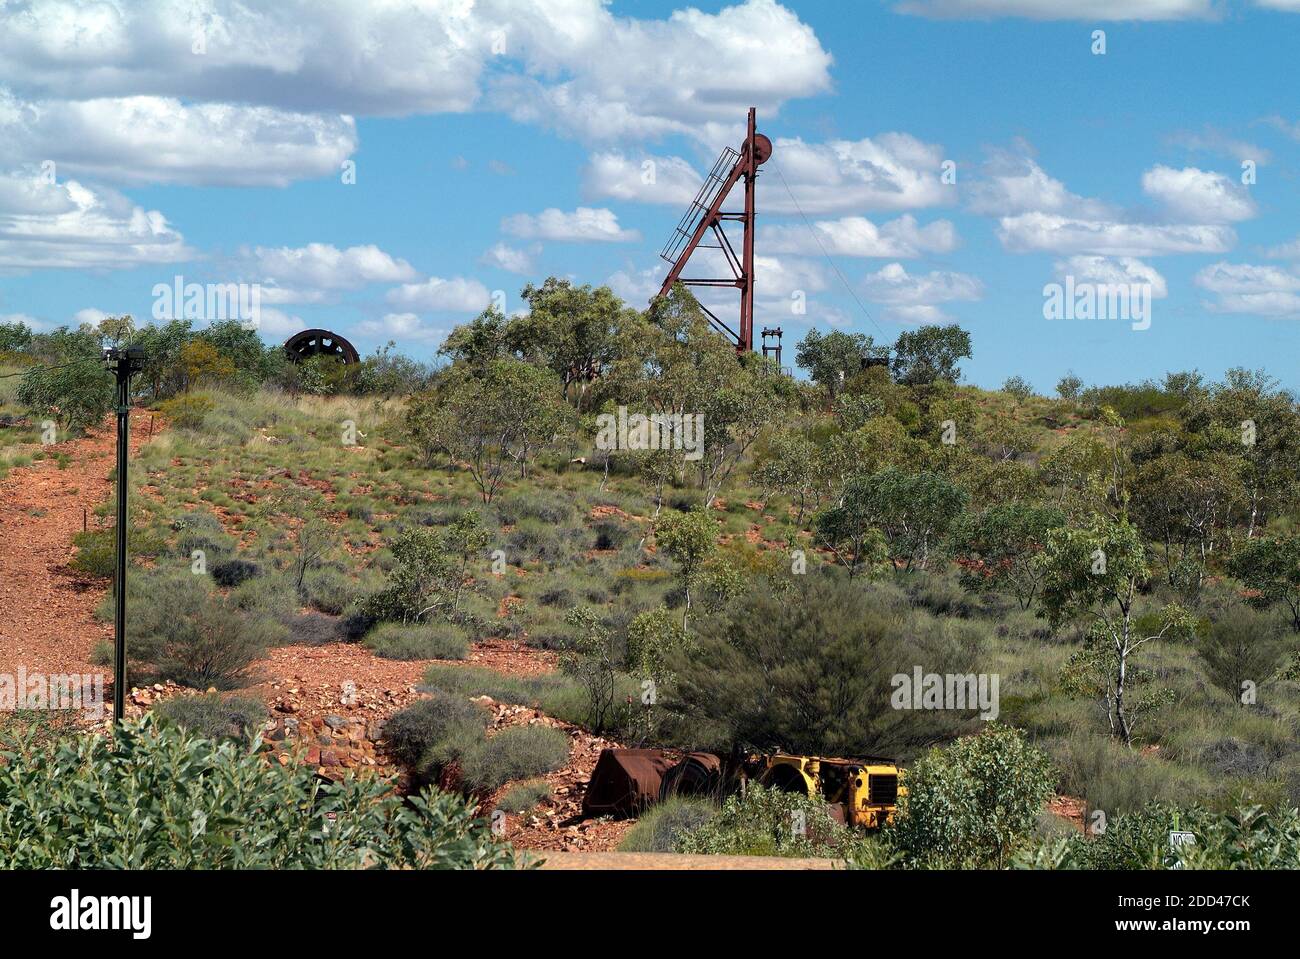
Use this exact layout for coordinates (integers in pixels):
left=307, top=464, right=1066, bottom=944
left=655, top=107, right=780, bottom=365
left=283, top=328, right=361, bottom=365
left=749, top=753, right=905, bottom=829
left=583, top=747, right=905, bottom=829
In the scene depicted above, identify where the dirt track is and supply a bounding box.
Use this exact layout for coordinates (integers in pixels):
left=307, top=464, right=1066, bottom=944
left=0, top=410, right=151, bottom=678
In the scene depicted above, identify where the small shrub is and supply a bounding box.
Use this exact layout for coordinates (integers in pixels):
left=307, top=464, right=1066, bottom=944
left=382, top=692, right=489, bottom=775
left=123, top=573, right=279, bottom=689
left=364, top=622, right=469, bottom=661
left=302, top=567, right=367, bottom=615
left=507, top=517, right=574, bottom=566
left=284, top=612, right=347, bottom=646
left=619, top=798, right=716, bottom=853
left=154, top=693, right=267, bottom=744
left=495, top=489, right=576, bottom=526
left=69, top=529, right=116, bottom=578
left=591, top=519, right=630, bottom=551
left=211, top=558, right=261, bottom=588
left=678, top=784, right=879, bottom=863
left=460, top=725, right=570, bottom=793
left=1197, top=604, right=1289, bottom=706
left=496, top=779, right=551, bottom=814
left=158, top=393, right=215, bottom=431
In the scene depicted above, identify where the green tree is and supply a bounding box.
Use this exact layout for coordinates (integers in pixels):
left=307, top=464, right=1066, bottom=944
left=753, top=429, right=819, bottom=523
left=430, top=358, right=571, bottom=502
left=437, top=306, right=511, bottom=371
left=891, top=324, right=972, bottom=386
left=560, top=606, right=622, bottom=732
left=818, top=467, right=966, bottom=573
left=953, top=502, right=1066, bottom=609
left=1180, top=368, right=1300, bottom=538
left=1130, top=450, right=1245, bottom=590
left=0, top=318, right=34, bottom=354
left=362, top=528, right=461, bottom=624
left=1056, top=372, right=1083, bottom=402
left=96, top=314, right=135, bottom=347
left=510, top=278, right=638, bottom=410
left=1038, top=516, right=1192, bottom=743
left=1001, top=375, right=1033, bottom=403
left=16, top=359, right=114, bottom=436
left=667, top=576, right=969, bottom=757
left=655, top=509, right=718, bottom=629
left=1196, top=604, right=1290, bottom=706
left=1229, top=535, right=1300, bottom=632
left=794, top=328, right=883, bottom=398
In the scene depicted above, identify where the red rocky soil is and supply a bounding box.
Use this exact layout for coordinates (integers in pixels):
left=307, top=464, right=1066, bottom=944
left=0, top=409, right=152, bottom=679
left=1, top=412, right=630, bottom=852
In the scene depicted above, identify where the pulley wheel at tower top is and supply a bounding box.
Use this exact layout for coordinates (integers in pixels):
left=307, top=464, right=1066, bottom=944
left=752, top=133, right=773, bottom=165
left=283, top=329, right=361, bottom=365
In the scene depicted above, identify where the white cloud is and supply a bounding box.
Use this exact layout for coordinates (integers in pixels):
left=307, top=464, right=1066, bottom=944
left=1053, top=256, right=1168, bottom=298
left=753, top=255, right=827, bottom=297
left=253, top=307, right=307, bottom=338
left=1264, top=235, right=1300, bottom=259
left=1141, top=165, right=1256, bottom=223
left=0, top=91, right=356, bottom=187
left=357, top=312, right=451, bottom=343
left=502, top=207, right=639, bottom=243
left=248, top=243, right=417, bottom=292
left=894, top=0, right=1215, bottom=20
left=486, top=0, right=832, bottom=142
left=966, top=149, right=1112, bottom=218
left=1194, top=261, right=1300, bottom=318
left=0, top=1, right=483, bottom=116
left=969, top=147, right=1243, bottom=257
left=480, top=242, right=538, bottom=275
left=762, top=134, right=949, bottom=215
left=582, top=152, right=702, bottom=206
left=1167, top=127, right=1270, bottom=165
left=0, top=311, right=41, bottom=329
left=0, top=169, right=191, bottom=271
left=763, top=214, right=957, bottom=258
left=860, top=261, right=982, bottom=323
left=1194, top=262, right=1300, bottom=294
left=386, top=277, right=492, bottom=313
left=998, top=212, right=1235, bottom=256
left=0, top=0, right=830, bottom=145
left=72, top=307, right=108, bottom=325
left=606, top=265, right=665, bottom=305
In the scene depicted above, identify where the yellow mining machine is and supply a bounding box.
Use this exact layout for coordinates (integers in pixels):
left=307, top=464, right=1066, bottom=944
left=751, top=753, right=905, bottom=828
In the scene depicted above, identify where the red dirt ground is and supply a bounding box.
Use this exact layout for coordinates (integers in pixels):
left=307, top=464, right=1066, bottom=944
left=0, top=409, right=152, bottom=679
left=0, top=414, right=622, bottom=851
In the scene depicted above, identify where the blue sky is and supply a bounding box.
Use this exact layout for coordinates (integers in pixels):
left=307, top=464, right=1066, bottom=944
left=1, top=0, right=1299, bottom=392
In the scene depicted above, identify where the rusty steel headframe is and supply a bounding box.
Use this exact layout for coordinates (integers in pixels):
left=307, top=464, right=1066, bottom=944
left=655, top=107, right=774, bottom=356
left=283, top=328, right=361, bottom=365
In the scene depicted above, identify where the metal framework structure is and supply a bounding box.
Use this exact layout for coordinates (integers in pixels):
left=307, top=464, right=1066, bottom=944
left=283, top=328, right=361, bottom=365
left=656, top=108, right=775, bottom=357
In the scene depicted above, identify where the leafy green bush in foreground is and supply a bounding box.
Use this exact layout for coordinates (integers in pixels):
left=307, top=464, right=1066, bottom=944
left=1019, top=802, right=1300, bottom=870
left=887, top=724, right=1056, bottom=869
left=0, top=716, right=517, bottom=869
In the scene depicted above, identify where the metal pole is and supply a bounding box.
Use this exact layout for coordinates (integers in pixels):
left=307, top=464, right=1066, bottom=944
left=739, top=107, right=757, bottom=354
left=111, top=353, right=133, bottom=724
